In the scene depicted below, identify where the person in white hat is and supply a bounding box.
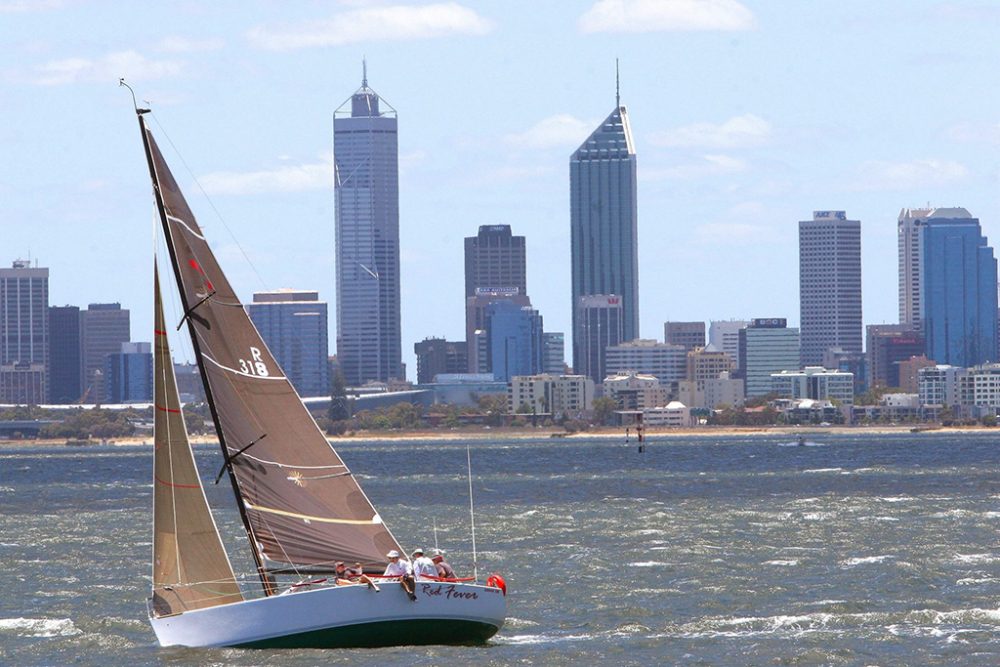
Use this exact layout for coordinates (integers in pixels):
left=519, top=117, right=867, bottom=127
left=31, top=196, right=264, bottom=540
left=411, top=547, right=437, bottom=581
left=383, top=550, right=416, bottom=600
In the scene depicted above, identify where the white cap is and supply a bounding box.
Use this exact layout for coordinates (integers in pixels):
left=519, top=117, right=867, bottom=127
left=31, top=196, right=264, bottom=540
left=386, top=550, right=400, bottom=558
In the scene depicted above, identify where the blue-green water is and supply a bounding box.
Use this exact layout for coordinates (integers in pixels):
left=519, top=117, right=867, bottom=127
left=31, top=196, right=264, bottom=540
left=3, top=433, right=1000, bottom=665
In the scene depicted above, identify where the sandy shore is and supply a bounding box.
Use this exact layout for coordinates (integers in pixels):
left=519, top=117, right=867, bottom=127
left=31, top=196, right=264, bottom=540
left=2, top=423, right=993, bottom=448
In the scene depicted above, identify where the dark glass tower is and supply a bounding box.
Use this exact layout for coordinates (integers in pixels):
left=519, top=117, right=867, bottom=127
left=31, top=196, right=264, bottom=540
left=334, top=65, right=402, bottom=385
left=48, top=305, right=81, bottom=403
left=570, top=96, right=638, bottom=375
left=922, top=211, right=998, bottom=367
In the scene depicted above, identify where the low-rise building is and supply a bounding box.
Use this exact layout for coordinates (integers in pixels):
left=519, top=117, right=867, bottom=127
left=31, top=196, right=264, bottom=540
left=508, top=374, right=594, bottom=418
left=642, top=401, right=694, bottom=427
left=603, top=372, right=669, bottom=410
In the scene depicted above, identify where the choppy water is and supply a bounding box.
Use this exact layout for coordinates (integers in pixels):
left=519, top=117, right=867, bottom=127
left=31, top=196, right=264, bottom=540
left=3, top=433, right=1000, bottom=665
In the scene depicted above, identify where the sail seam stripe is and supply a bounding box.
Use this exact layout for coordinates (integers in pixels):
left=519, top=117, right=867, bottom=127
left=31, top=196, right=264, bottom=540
left=236, top=453, right=347, bottom=470
left=166, top=214, right=206, bottom=240
left=155, top=474, right=200, bottom=490
left=201, top=354, right=287, bottom=380
left=244, top=502, right=379, bottom=525
left=155, top=404, right=181, bottom=414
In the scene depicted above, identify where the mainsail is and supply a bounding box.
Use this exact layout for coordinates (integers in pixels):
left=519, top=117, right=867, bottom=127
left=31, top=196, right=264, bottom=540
left=152, top=263, right=243, bottom=615
left=142, top=120, right=403, bottom=572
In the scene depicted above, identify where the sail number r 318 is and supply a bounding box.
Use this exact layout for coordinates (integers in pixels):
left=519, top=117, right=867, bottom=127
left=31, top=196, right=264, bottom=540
left=238, top=347, right=270, bottom=377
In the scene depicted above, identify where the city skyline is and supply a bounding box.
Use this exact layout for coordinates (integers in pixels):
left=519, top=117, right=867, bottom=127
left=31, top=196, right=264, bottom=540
left=4, top=2, right=1000, bottom=380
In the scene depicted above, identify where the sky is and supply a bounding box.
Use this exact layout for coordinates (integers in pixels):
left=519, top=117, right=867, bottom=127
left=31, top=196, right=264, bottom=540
left=3, top=0, right=1000, bottom=380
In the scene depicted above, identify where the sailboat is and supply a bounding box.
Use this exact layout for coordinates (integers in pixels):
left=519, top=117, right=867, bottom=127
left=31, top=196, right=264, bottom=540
left=137, top=103, right=506, bottom=648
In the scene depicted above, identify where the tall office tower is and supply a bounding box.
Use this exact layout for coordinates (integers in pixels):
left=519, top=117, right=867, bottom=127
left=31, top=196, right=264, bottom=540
left=413, top=338, right=468, bottom=384
left=898, top=207, right=934, bottom=330
left=246, top=289, right=330, bottom=397
left=738, top=318, right=801, bottom=398
left=0, top=260, right=49, bottom=404
left=570, top=91, right=638, bottom=374
left=922, top=209, right=998, bottom=367
left=866, top=324, right=924, bottom=389
left=664, top=321, right=705, bottom=351
left=542, top=332, right=565, bottom=375
left=464, top=225, right=529, bottom=368
left=48, top=305, right=81, bottom=403
left=465, top=225, right=526, bottom=302
left=466, top=289, right=532, bottom=373
left=334, top=66, right=402, bottom=385
left=799, top=211, right=862, bottom=366
left=687, top=344, right=735, bottom=383
left=80, top=303, right=130, bottom=404
left=484, top=301, right=543, bottom=383
left=575, top=294, right=624, bottom=384
left=105, top=341, right=153, bottom=403
left=709, top=320, right=748, bottom=369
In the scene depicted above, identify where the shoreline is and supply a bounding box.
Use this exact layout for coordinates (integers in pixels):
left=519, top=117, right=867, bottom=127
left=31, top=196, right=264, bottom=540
left=1, top=424, right=993, bottom=448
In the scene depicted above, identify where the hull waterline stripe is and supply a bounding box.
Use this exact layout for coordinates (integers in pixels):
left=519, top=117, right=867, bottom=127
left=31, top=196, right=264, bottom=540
left=202, top=354, right=287, bottom=380
left=245, top=502, right=379, bottom=525
left=167, top=214, right=206, bottom=240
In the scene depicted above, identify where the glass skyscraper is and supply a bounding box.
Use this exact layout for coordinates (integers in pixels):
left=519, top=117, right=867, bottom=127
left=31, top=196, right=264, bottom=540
left=246, top=290, right=330, bottom=398
left=922, top=211, right=998, bottom=367
left=570, top=99, right=638, bottom=376
left=334, top=67, right=402, bottom=385
left=0, top=259, right=48, bottom=404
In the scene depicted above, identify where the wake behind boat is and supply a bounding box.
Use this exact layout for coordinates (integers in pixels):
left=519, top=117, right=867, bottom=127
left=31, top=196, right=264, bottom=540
left=133, top=94, right=506, bottom=648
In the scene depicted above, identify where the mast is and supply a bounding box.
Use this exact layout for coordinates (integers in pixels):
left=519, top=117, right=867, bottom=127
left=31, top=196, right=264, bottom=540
left=134, top=109, right=276, bottom=596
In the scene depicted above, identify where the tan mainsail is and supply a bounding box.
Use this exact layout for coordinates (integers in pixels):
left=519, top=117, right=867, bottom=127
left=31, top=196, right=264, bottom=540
left=152, top=264, right=243, bottom=616
left=145, top=125, right=403, bottom=570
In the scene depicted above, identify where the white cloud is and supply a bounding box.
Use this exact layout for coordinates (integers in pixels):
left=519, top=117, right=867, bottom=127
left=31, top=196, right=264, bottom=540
left=854, top=158, right=969, bottom=191
left=247, top=2, right=492, bottom=50
left=579, top=0, right=755, bottom=33
left=504, top=114, right=595, bottom=150
left=946, top=121, right=1000, bottom=145
left=650, top=114, right=771, bottom=149
left=199, top=157, right=334, bottom=195
left=33, top=50, right=181, bottom=85
left=157, top=36, right=225, bottom=53
left=644, top=154, right=747, bottom=180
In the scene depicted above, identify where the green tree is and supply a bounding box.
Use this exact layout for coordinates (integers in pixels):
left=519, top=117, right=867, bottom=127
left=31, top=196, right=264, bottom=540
left=328, top=369, right=350, bottom=422
left=591, top=396, right=618, bottom=426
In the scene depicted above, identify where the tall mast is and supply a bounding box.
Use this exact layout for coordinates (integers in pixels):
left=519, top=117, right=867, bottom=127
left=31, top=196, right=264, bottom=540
left=133, top=109, right=276, bottom=596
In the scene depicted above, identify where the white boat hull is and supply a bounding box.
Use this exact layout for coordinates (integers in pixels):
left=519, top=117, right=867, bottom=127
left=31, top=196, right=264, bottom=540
left=149, top=580, right=506, bottom=648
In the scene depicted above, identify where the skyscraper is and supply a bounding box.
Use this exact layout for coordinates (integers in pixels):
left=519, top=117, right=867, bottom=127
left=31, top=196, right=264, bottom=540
left=464, top=225, right=526, bottom=301
left=80, top=303, right=130, bottom=404
left=413, top=338, right=468, bottom=384
left=575, top=294, right=624, bottom=383
left=570, top=87, right=638, bottom=374
left=334, top=65, right=402, bottom=385
left=799, top=211, right=862, bottom=366
left=48, top=305, right=81, bottom=403
left=0, top=259, right=48, bottom=404
left=464, top=225, right=528, bottom=370
left=921, top=210, right=998, bottom=367
left=898, top=207, right=934, bottom=330
left=246, top=289, right=330, bottom=398
left=709, top=320, right=748, bottom=369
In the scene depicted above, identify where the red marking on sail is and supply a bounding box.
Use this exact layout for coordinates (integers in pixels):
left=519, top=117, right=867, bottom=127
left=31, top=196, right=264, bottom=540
left=154, top=329, right=168, bottom=336
left=155, top=404, right=181, bottom=414
left=187, top=259, right=215, bottom=291
left=155, top=474, right=200, bottom=489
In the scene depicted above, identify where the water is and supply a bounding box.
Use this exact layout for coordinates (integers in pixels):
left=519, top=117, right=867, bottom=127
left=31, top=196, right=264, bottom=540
left=3, top=433, right=1000, bottom=665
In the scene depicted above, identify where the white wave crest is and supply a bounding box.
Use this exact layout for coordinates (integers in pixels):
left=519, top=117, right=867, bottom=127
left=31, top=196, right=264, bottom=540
left=841, top=555, right=894, bottom=567
left=0, top=617, right=80, bottom=637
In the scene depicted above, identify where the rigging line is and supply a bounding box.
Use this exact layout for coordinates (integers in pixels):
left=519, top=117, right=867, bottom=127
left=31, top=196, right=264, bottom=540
left=149, top=113, right=269, bottom=293
left=176, top=290, right=217, bottom=331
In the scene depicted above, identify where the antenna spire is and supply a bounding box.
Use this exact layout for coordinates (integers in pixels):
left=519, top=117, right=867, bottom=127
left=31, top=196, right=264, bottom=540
left=615, top=58, right=620, bottom=108
left=362, top=57, right=368, bottom=88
